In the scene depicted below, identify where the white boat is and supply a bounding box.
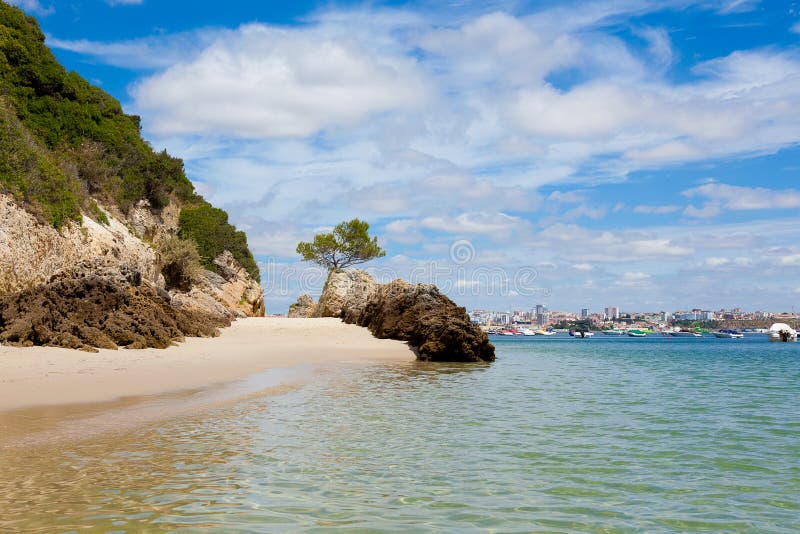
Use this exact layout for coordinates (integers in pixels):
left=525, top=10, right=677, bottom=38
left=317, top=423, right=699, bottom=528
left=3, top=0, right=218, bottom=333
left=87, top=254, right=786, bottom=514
left=602, top=329, right=625, bottom=336
left=768, top=323, right=798, bottom=343
left=570, top=330, right=594, bottom=338
left=669, top=331, right=702, bottom=337
left=521, top=328, right=537, bottom=336
left=713, top=329, right=744, bottom=339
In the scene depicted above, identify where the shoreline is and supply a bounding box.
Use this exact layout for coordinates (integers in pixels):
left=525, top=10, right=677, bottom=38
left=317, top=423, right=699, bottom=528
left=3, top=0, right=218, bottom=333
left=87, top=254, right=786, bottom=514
left=0, top=317, right=415, bottom=413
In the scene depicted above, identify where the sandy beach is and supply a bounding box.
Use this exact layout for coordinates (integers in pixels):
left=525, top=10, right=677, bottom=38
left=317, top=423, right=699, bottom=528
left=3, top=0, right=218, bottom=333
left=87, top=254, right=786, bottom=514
left=0, top=317, right=414, bottom=412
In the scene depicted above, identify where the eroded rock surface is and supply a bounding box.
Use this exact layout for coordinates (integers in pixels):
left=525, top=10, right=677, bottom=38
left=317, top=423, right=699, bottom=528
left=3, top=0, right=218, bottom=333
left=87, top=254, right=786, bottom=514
left=313, top=269, right=495, bottom=362
left=288, top=294, right=316, bottom=318
left=314, top=269, right=376, bottom=318
left=0, top=261, right=226, bottom=351
left=0, top=193, right=264, bottom=350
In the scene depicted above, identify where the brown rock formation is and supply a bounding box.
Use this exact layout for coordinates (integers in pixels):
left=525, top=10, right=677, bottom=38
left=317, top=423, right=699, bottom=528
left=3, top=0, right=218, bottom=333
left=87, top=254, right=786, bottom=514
left=288, top=294, right=316, bottom=318
left=170, top=251, right=265, bottom=320
left=312, top=270, right=495, bottom=362
left=0, top=191, right=264, bottom=351
left=0, top=262, right=226, bottom=352
left=313, top=268, right=376, bottom=318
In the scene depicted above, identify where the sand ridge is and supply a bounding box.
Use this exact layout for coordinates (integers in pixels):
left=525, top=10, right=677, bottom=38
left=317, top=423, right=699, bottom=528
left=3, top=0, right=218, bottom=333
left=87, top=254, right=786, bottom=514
left=0, top=317, right=414, bottom=411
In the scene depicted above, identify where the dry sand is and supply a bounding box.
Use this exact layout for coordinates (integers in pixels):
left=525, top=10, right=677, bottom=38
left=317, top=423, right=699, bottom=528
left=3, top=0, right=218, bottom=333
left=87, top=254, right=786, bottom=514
left=0, top=317, right=415, bottom=412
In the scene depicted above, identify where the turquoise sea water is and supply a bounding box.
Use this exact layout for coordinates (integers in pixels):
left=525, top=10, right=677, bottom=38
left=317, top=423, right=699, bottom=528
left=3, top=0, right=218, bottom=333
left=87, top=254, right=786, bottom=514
left=1, top=335, right=799, bottom=532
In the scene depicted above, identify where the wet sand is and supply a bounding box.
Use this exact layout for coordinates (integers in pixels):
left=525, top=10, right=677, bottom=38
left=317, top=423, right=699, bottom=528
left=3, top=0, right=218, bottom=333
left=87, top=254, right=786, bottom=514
left=0, top=317, right=414, bottom=412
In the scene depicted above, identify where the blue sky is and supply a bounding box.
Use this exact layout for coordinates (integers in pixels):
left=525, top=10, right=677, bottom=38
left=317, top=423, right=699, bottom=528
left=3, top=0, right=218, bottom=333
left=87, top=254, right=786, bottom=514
left=13, top=0, right=800, bottom=313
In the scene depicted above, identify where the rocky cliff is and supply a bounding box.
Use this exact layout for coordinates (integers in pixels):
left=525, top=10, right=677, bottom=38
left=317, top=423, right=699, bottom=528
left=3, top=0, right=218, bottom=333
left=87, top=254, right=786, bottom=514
left=290, top=270, right=495, bottom=362
left=0, top=3, right=263, bottom=350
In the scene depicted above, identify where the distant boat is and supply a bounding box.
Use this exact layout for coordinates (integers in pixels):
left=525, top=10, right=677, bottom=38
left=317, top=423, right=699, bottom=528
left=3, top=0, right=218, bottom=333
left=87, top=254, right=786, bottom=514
left=602, top=329, right=625, bottom=336
left=767, top=323, right=798, bottom=343
left=669, top=330, right=702, bottom=337
left=570, top=330, right=594, bottom=338
left=535, top=329, right=556, bottom=336
left=627, top=329, right=647, bottom=337
left=499, top=329, right=516, bottom=336
left=521, top=328, right=537, bottom=336
left=713, top=329, right=744, bottom=339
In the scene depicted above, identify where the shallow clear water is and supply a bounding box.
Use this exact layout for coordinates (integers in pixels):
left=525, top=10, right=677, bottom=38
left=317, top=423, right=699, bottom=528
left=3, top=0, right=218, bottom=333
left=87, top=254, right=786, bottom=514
left=1, top=335, right=799, bottom=532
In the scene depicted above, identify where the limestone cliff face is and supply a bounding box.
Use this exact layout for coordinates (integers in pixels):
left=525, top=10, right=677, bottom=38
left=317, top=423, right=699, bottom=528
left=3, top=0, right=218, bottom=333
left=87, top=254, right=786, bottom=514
left=0, top=193, right=264, bottom=326
left=288, top=294, right=316, bottom=318
left=290, top=269, right=495, bottom=362
left=170, top=251, right=264, bottom=320
left=0, top=194, right=160, bottom=294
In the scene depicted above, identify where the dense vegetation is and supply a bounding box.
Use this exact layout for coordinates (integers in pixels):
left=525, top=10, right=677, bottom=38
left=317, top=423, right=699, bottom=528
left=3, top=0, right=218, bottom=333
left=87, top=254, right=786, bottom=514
left=0, top=3, right=259, bottom=281
left=179, top=204, right=259, bottom=281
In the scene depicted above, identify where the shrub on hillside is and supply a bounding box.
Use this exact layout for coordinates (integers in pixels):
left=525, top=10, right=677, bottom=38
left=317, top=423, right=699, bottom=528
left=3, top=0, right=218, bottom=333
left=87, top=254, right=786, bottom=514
left=178, top=204, right=260, bottom=282
left=156, top=235, right=203, bottom=292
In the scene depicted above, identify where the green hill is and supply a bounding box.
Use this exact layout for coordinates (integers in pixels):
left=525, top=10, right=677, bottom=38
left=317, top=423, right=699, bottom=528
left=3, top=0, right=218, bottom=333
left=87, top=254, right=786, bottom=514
left=0, top=2, right=259, bottom=281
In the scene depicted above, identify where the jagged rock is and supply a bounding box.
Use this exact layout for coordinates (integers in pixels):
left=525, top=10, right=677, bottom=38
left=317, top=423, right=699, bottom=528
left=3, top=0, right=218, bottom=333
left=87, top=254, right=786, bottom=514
left=0, top=194, right=160, bottom=295
left=169, top=251, right=265, bottom=319
left=288, top=294, right=316, bottom=318
left=316, top=269, right=495, bottom=362
left=0, top=192, right=265, bottom=350
left=127, top=198, right=180, bottom=243
left=0, top=261, right=227, bottom=351
left=314, top=269, right=377, bottom=318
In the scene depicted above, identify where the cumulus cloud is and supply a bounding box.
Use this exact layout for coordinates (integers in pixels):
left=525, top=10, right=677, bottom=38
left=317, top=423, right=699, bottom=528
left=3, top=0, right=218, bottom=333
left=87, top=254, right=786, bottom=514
left=683, top=183, right=800, bottom=213
left=633, top=204, right=681, bottom=214
left=130, top=23, right=431, bottom=138
left=419, top=212, right=524, bottom=235
left=532, top=224, right=694, bottom=262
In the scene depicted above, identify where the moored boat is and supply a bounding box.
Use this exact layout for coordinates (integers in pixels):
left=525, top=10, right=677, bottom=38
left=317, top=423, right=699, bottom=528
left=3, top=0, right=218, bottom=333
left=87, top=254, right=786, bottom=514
left=713, top=329, right=744, bottom=338
left=602, top=329, right=625, bottom=336
left=767, top=323, right=798, bottom=343
left=521, top=328, right=536, bottom=336
left=669, top=330, right=702, bottom=337
left=535, top=329, right=556, bottom=336
left=627, top=329, right=647, bottom=337
left=570, top=330, right=594, bottom=338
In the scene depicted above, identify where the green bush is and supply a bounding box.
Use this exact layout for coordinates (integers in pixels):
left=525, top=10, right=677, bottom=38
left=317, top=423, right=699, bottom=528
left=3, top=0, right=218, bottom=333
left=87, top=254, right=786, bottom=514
left=0, top=98, right=81, bottom=228
left=179, top=203, right=260, bottom=282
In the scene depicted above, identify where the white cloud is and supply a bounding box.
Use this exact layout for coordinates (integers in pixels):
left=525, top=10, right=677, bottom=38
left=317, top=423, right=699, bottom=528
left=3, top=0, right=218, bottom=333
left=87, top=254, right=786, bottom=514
left=106, top=0, right=143, bottom=5
left=8, top=0, right=52, bottom=15
left=683, top=183, right=800, bottom=211
left=633, top=204, right=681, bottom=214
left=716, top=0, right=760, bottom=14
left=684, top=202, right=722, bottom=219
left=792, top=22, right=800, bottom=34
left=47, top=31, right=221, bottom=69
left=131, top=23, right=432, bottom=138
left=534, top=224, right=694, bottom=262
left=419, top=212, right=524, bottom=235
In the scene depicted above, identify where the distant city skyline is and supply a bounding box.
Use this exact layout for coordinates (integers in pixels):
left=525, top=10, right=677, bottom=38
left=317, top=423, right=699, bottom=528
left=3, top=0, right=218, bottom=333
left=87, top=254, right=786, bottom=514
left=21, top=0, right=800, bottom=312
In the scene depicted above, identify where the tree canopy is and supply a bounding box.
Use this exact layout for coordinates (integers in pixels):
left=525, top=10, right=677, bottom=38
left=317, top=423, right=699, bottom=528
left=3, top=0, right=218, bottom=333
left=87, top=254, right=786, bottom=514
left=296, top=219, right=386, bottom=270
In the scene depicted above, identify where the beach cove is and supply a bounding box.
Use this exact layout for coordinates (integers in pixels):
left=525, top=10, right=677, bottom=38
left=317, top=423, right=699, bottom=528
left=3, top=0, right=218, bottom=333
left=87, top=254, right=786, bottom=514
left=0, top=317, right=414, bottom=413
